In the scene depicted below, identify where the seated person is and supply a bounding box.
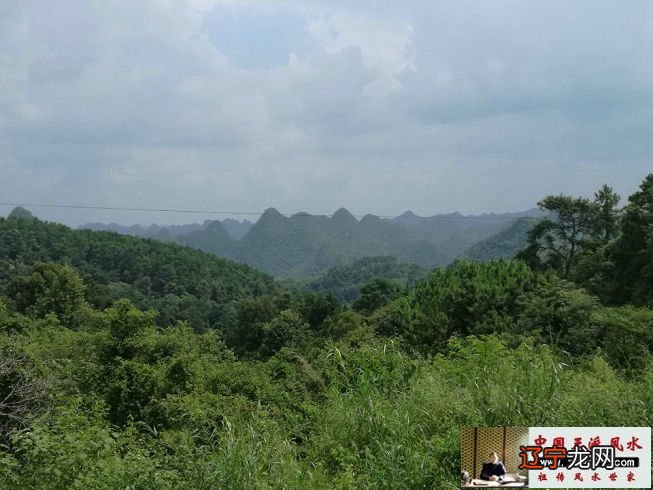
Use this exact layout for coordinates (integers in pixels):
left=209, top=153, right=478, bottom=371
left=480, top=451, right=507, bottom=481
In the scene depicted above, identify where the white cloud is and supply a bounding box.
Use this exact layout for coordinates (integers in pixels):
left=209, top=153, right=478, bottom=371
left=0, top=0, right=651, bottom=225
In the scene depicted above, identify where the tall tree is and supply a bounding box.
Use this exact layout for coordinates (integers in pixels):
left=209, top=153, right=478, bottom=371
left=591, top=184, right=621, bottom=242
left=519, top=186, right=621, bottom=279
left=519, top=195, right=595, bottom=277
left=609, top=174, right=653, bottom=305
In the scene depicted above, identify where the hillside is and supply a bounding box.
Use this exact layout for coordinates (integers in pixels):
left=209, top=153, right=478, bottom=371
left=461, top=217, right=540, bottom=261
left=0, top=213, right=277, bottom=331
left=307, top=256, right=428, bottom=302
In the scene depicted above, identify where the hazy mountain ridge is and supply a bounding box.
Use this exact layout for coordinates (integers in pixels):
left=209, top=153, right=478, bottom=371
left=222, top=218, right=255, bottom=240
left=81, top=219, right=254, bottom=241
left=390, top=208, right=547, bottom=259
left=75, top=207, right=545, bottom=278
left=225, top=208, right=447, bottom=278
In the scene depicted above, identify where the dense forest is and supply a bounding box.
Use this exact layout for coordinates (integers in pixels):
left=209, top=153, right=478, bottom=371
left=0, top=175, right=652, bottom=488
left=306, top=256, right=427, bottom=303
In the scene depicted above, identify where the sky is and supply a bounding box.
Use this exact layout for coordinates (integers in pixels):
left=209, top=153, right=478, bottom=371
left=1, top=0, right=652, bottom=226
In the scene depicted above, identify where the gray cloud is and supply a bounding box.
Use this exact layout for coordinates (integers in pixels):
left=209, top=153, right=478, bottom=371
left=0, top=0, right=651, bottom=225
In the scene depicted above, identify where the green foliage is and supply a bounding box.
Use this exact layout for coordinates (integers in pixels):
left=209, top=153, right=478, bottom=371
left=308, top=256, right=426, bottom=303
left=307, top=340, right=447, bottom=489
left=513, top=277, right=599, bottom=356
left=1, top=305, right=651, bottom=488
left=592, top=184, right=621, bottom=241
left=514, top=178, right=653, bottom=307
left=372, top=260, right=538, bottom=352
left=6, top=401, right=180, bottom=489
left=101, top=299, right=157, bottom=360
left=5, top=262, right=87, bottom=327
left=301, top=291, right=339, bottom=331
left=353, top=278, right=402, bottom=315
left=323, top=309, right=370, bottom=341
left=258, top=309, right=311, bottom=357
left=591, top=306, right=653, bottom=375
left=518, top=187, right=620, bottom=278
left=463, top=217, right=538, bottom=262
left=520, top=195, right=596, bottom=277
left=1, top=197, right=653, bottom=488
left=105, top=359, right=163, bottom=425
left=228, top=294, right=287, bottom=355
left=0, top=216, right=277, bottom=332
left=432, top=336, right=565, bottom=426
left=608, top=173, right=653, bottom=305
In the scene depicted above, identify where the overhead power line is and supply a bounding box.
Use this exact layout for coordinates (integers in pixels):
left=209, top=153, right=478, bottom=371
left=0, top=201, right=541, bottom=220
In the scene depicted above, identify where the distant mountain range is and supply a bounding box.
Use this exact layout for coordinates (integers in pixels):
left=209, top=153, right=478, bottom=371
left=82, top=219, right=255, bottom=241
left=77, top=207, right=545, bottom=279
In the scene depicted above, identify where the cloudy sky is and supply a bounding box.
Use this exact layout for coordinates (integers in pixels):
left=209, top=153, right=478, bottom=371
left=1, top=0, right=652, bottom=225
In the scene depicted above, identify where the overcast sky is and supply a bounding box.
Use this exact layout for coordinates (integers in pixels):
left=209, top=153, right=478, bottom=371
left=1, top=0, right=652, bottom=226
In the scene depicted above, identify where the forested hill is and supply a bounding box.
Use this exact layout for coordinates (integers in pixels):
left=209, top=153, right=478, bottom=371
left=307, top=256, right=427, bottom=303
left=0, top=214, right=277, bottom=331
left=462, top=217, right=540, bottom=261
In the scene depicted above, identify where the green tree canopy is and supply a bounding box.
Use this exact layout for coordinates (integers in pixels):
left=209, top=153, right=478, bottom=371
left=5, top=262, right=87, bottom=327
left=608, top=173, right=653, bottom=305
left=518, top=186, right=620, bottom=279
